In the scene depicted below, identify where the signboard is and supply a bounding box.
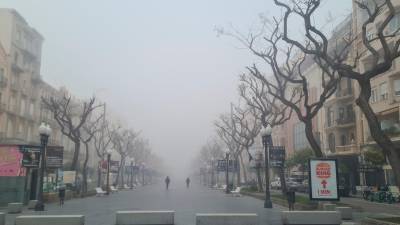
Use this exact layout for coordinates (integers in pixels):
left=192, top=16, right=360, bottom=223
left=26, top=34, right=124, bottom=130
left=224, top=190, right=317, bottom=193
left=269, top=146, right=285, bottom=168
left=101, top=160, right=120, bottom=173
left=309, top=159, right=339, bottom=201
left=63, top=171, right=76, bottom=184
left=46, top=146, right=63, bottom=168
left=358, top=164, right=380, bottom=173
left=217, top=159, right=238, bottom=172
left=0, top=146, right=25, bottom=176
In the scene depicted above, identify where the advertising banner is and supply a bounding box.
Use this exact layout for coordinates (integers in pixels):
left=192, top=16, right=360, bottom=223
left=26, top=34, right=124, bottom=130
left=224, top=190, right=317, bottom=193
left=269, top=146, right=285, bottom=168
left=46, top=146, right=63, bottom=168
left=309, top=159, right=339, bottom=201
left=216, top=159, right=238, bottom=172
left=63, top=171, right=76, bottom=184
left=0, top=146, right=25, bottom=176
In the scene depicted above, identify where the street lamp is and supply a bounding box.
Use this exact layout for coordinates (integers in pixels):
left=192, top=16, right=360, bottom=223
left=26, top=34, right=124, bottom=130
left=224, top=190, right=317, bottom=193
left=35, top=122, right=51, bottom=211
left=106, top=149, right=112, bottom=195
left=260, top=124, right=273, bottom=208
left=130, top=157, right=135, bottom=189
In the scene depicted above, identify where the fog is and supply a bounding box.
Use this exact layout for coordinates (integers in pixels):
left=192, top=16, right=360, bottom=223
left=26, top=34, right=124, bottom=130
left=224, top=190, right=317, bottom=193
left=1, top=0, right=351, bottom=179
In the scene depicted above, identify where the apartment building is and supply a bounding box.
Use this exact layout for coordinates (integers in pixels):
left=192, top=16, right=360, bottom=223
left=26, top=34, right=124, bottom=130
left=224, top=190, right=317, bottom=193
left=352, top=0, right=400, bottom=186
left=0, top=9, right=44, bottom=144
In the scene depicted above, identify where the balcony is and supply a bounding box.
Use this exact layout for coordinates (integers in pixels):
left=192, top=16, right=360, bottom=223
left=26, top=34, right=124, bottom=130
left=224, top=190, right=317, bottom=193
left=325, top=89, right=354, bottom=106
left=335, top=144, right=359, bottom=155
left=326, top=115, right=355, bottom=129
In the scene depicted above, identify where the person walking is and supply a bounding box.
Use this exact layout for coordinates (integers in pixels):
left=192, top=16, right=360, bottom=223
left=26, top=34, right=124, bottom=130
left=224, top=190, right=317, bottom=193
left=186, top=177, right=190, bottom=188
left=165, top=176, right=170, bottom=190
left=58, top=185, right=66, bottom=206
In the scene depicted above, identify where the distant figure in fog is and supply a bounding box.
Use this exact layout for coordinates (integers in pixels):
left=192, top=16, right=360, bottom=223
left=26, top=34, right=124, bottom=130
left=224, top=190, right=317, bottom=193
left=58, top=186, right=66, bottom=206
left=165, top=176, right=170, bottom=190
left=186, top=177, right=190, bottom=188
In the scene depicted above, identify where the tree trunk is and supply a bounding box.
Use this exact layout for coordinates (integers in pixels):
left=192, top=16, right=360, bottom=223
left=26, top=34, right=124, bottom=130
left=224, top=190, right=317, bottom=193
left=71, top=140, right=81, bottom=171
left=356, top=80, right=400, bottom=186
left=235, top=155, right=241, bottom=187
left=304, top=120, right=323, bottom=157
left=256, top=164, right=263, bottom=192
left=279, top=167, right=287, bottom=195
left=97, top=157, right=102, bottom=187
left=80, top=142, right=90, bottom=197
left=239, top=152, right=248, bottom=184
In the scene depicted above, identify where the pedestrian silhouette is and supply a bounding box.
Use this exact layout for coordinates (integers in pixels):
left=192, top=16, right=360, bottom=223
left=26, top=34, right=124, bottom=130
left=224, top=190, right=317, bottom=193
left=186, top=177, right=190, bottom=188
left=58, top=186, right=66, bottom=206
left=165, top=176, right=170, bottom=190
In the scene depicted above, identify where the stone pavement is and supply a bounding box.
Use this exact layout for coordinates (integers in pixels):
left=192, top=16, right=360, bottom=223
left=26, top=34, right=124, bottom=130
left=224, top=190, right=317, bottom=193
left=1, top=181, right=285, bottom=225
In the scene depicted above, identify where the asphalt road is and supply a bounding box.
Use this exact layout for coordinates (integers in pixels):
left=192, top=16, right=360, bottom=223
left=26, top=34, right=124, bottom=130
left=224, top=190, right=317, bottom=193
left=3, top=180, right=285, bottom=225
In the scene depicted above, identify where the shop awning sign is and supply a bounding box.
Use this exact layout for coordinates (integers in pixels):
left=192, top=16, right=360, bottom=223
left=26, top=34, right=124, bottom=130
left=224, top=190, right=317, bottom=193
left=308, top=159, right=339, bottom=201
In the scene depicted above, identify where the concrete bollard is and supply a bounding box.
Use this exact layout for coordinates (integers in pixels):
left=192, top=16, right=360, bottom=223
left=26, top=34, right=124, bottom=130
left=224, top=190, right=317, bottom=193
left=281, top=211, right=341, bottom=225
left=322, top=203, right=336, bottom=211
left=7, top=202, right=23, bottom=213
left=116, top=211, right=175, bottom=225
left=336, top=207, right=353, bottom=220
left=0, top=212, right=5, bottom=225
left=15, top=215, right=85, bottom=225
left=27, top=200, right=38, bottom=209
left=196, top=213, right=258, bottom=225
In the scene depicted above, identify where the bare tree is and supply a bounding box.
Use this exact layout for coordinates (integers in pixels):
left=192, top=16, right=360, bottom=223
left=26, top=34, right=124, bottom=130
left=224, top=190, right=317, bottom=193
left=269, top=0, right=400, bottom=185
left=112, top=128, right=139, bottom=188
left=42, top=95, right=101, bottom=172
left=93, top=118, right=116, bottom=187
left=80, top=113, right=104, bottom=196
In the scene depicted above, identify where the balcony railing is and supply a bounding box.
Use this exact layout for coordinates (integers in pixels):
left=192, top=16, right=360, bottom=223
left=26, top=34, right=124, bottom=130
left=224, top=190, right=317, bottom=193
left=335, top=89, right=353, bottom=98
left=326, top=115, right=355, bottom=128
left=335, top=144, right=359, bottom=155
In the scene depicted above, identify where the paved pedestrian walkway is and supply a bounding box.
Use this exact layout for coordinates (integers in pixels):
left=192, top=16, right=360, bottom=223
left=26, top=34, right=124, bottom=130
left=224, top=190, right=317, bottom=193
left=1, top=181, right=285, bottom=225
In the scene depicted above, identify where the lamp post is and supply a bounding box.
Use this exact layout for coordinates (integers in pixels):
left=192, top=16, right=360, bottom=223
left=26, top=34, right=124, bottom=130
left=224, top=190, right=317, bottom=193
left=261, top=125, right=273, bottom=208
left=130, top=158, right=134, bottom=189
left=106, top=149, right=112, bottom=195
left=35, top=122, right=51, bottom=211
left=225, top=150, right=230, bottom=194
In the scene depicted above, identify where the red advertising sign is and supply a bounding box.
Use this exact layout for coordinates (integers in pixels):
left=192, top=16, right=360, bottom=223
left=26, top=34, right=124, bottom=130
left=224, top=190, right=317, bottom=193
left=309, top=159, right=339, bottom=201
left=0, top=146, right=25, bottom=176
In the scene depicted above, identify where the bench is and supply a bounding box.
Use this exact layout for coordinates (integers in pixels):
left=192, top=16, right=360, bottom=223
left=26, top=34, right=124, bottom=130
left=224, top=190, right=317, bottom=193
left=322, top=203, right=336, bottom=211
left=0, top=212, right=4, bottom=225
left=230, top=187, right=242, bottom=197
left=196, top=213, right=258, bottom=225
left=27, top=200, right=38, bottom=209
left=336, top=207, right=353, bottom=220
left=111, top=186, right=119, bottom=193
left=281, top=211, right=341, bottom=225
left=95, top=187, right=106, bottom=196
left=116, top=210, right=175, bottom=225
left=8, top=202, right=23, bottom=213
left=15, top=215, right=85, bottom=225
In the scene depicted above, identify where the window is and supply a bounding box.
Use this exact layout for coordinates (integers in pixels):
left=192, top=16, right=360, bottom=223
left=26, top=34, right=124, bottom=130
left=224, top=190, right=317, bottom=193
left=379, top=82, right=388, bottom=100
left=387, top=13, right=400, bottom=35
left=328, top=133, right=336, bottom=153
left=371, top=88, right=378, bottom=103
left=394, top=80, right=400, bottom=96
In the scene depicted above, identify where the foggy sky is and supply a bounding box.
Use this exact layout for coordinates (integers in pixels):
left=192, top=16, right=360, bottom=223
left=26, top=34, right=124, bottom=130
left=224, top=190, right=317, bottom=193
left=1, top=0, right=351, bottom=178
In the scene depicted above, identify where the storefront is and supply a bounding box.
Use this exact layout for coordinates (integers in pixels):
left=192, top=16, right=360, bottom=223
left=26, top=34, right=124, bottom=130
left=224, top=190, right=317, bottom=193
left=0, top=144, right=63, bottom=206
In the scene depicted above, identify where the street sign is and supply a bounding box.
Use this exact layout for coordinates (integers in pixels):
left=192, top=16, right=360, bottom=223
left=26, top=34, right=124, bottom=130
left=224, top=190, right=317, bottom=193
left=308, top=159, right=339, bottom=201
left=46, top=146, right=63, bottom=168
left=358, top=164, right=380, bottom=173
left=269, top=146, right=285, bottom=168
left=216, top=159, right=238, bottom=172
